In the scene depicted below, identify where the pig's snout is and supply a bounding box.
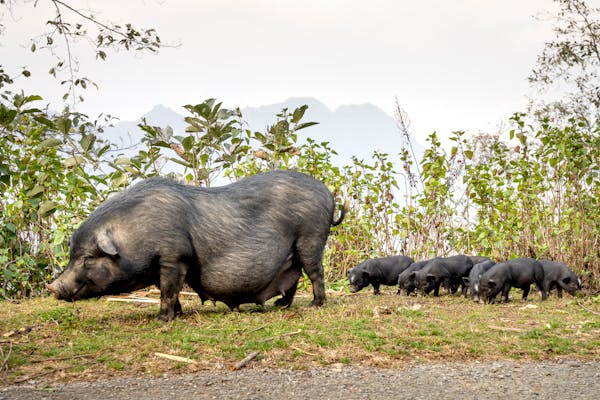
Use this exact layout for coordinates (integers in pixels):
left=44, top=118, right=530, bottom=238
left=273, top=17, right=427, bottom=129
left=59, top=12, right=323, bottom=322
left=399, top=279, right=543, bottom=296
left=46, top=282, right=58, bottom=297
left=46, top=280, right=74, bottom=301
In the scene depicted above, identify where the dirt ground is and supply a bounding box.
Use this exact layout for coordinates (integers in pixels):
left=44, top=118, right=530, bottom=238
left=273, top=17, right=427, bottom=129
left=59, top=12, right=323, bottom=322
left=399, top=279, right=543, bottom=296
left=2, top=359, right=599, bottom=400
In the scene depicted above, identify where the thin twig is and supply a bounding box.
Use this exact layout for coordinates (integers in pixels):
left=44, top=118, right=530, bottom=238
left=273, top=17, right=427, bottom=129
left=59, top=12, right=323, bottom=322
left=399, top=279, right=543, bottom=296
left=245, top=325, right=268, bottom=334
left=106, top=297, right=159, bottom=304
left=577, top=300, right=600, bottom=316
left=289, top=346, right=318, bottom=356
left=52, top=0, right=138, bottom=42
left=11, top=358, right=99, bottom=385
left=29, top=353, right=97, bottom=364
left=154, top=352, right=197, bottom=364
left=0, top=341, right=13, bottom=381
left=259, top=329, right=302, bottom=343
left=487, top=325, right=524, bottom=332
left=231, top=351, right=260, bottom=371
left=51, top=0, right=77, bottom=108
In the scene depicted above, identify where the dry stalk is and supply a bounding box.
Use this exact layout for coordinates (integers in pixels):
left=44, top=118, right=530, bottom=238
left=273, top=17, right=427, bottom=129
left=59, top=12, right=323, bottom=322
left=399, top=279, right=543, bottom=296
left=259, top=329, right=302, bottom=343
left=0, top=341, right=13, bottom=382
left=577, top=300, right=600, bottom=316
left=231, top=351, right=260, bottom=371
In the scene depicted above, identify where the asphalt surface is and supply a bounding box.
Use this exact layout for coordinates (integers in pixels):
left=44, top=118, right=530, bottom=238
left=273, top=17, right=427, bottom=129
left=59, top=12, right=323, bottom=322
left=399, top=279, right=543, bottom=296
left=2, top=360, right=599, bottom=400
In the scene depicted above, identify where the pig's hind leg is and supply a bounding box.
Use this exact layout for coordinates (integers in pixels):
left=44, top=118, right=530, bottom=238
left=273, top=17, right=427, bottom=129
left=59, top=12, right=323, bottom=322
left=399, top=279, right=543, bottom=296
left=295, top=242, right=326, bottom=307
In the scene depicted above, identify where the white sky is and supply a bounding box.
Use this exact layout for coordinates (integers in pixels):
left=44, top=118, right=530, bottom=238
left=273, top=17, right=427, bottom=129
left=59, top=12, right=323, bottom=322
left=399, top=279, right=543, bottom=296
left=1, top=0, right=568, bottom=143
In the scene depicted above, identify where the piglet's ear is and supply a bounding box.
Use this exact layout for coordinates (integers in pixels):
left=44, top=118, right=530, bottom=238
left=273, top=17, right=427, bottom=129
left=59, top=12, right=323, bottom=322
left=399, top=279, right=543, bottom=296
left=97, top=231, right=118, bottom=256
left=487, top=279, right=497, bottom=288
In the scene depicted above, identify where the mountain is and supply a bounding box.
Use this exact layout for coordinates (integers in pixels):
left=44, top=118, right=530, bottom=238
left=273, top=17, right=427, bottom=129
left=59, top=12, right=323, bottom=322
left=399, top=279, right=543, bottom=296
left=100, top=104, right=186, bottom=149
left=241, top=97, right=424, bottom=163
left=101, top=98, right=424, bottom=166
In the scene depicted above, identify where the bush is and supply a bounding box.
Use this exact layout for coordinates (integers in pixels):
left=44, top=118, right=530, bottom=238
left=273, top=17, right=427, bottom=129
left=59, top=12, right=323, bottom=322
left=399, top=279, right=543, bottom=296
left=1, top=96, right=598, bottom=298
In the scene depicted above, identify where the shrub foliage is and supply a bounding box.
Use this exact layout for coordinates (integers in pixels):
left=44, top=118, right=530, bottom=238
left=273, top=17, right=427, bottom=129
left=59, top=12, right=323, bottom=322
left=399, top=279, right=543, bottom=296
left=1, top=96, right=599, bottom=298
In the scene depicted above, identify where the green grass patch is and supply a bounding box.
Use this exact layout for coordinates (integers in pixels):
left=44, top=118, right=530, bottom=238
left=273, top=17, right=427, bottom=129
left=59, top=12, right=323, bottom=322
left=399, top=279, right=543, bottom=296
left=0, top=289, right=598, bottom=384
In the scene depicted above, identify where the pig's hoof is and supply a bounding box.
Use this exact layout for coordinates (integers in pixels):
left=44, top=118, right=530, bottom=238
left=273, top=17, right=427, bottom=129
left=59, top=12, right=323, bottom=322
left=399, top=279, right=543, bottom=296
left=156, top=313, right=175, bottom=322
left=309, top=299, right=325, bottom=307
left=274, top=297, right=292, bottom=308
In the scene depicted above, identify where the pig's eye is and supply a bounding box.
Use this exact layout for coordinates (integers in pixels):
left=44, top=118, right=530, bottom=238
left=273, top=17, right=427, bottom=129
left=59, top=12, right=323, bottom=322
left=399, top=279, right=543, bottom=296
left=81, top=256, right=93, bottom=268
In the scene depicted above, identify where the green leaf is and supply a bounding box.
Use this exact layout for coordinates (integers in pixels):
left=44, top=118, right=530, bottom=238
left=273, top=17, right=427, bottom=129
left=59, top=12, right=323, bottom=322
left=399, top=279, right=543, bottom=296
left=39, top=137, right=62, bottom=148
left=114, top=157, right=131, bottom=166
left=291, top=105, right=308, bottom=124
left=63, top=156, right=86, bottom=167
left=181, top=135, right=195, bottom=151
left=187, top=103, right=212, bottom=119
left=253, top=132, right=266, bottom=142
left=38, top=201, right=59, bottom=217
left=0, top=107, right=18, bottom=126
left=464, top=150, right=473, bottom=160
left=55, top=117, right=72, bottom=134
left=34, top=115, right=55, bottom=128
left=52, top=230, right=66, bottom=247
left=111, top=174, right=129, bottom=188
left=23, top=95, right=43, bottom=104
left=26, top=185, right=45, bottom=198
left=79, top=133, right=96, bottom=151
left=295, top=121, right=319, bottom=131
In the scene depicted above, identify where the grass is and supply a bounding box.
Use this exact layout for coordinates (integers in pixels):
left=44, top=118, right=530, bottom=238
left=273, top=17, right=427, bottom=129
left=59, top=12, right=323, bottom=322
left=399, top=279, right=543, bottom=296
left=0, top=286, right=599, bottom=384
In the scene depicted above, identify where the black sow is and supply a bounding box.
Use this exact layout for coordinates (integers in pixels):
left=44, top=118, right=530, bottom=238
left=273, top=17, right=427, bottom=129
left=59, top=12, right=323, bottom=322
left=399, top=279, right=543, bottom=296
left=47, top=171, right=346, bottom=321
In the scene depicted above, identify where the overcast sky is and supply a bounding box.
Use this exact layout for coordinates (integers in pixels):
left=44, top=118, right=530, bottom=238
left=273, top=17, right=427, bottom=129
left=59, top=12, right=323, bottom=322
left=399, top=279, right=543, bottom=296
left=1, top=0, right=571, bottom=144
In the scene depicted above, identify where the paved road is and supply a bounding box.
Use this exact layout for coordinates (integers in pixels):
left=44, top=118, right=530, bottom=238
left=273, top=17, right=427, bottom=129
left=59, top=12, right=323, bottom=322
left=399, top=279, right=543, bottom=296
left=2, top=360, right=599, bottom=399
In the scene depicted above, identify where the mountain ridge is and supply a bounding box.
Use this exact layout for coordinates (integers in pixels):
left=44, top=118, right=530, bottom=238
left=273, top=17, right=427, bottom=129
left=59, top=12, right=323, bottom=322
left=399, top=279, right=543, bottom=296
left=102, top=97, right=424, bottom=164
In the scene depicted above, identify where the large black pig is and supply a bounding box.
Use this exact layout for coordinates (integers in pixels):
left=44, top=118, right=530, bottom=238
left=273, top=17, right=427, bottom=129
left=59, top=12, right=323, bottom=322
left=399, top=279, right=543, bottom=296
left=347, top=255, right=414, bottom=295
left=47, top=171, right=346, bottom=321
left=413, top=255, right=474, bottom=296
left=478, top=258, right=547, bottom=303
left=539, top=260, right=582, bottom=297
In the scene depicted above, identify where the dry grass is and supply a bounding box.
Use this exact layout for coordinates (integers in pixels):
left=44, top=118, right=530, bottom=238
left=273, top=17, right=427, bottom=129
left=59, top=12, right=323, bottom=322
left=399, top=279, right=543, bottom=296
left=1, top=287, right=599, bottom=385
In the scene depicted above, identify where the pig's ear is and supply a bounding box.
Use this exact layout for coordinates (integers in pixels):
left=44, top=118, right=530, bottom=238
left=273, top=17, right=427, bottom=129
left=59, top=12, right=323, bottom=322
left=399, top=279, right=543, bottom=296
left=361, top=270, right=370, bottom=279
left=462, top=277, right=470, bottom=285
left=426, top=274, right=436, bottom=282
left=487, top=279, right=497, bottom=288
left=562, top=277, right=572, bottom=285
left=97, top=231, right=118, bottom=256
